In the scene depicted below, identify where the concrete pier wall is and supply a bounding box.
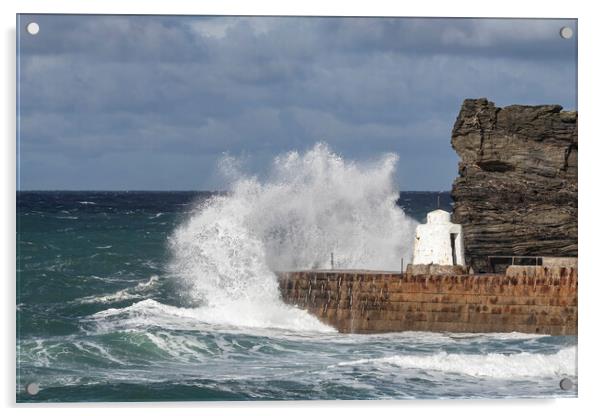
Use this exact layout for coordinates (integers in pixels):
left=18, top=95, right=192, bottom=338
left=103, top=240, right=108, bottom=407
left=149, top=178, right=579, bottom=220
left=276, top=267, right=577, bottom=335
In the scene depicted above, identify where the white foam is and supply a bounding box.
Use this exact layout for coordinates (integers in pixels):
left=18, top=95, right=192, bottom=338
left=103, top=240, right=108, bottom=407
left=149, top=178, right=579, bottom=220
left=72, top=341, right=127, bottom=365
left=89, top=298, right=334, bottom=333
left=461, top=332, right=549, bottom=341
left=165, top=143, right=416, bottom=331
left=78, top=291, right=142, bottom=305
left=77, top=276, right=159, bottom=305
left=334, top=346, right=577, bottom=379
left=21, top=339, right=53, bottom=367
left=332, top=331, right=549, bottom=345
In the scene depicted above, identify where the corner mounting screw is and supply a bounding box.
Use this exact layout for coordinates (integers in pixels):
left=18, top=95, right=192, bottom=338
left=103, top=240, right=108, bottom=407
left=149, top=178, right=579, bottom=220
left=559, top=378, right=573, bottom=391
left=26, top=383, right=40, bottom=395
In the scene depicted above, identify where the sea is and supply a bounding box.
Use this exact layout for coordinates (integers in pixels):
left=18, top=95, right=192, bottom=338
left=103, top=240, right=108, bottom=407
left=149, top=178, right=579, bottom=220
left=16, top=146, right=577, bottom=402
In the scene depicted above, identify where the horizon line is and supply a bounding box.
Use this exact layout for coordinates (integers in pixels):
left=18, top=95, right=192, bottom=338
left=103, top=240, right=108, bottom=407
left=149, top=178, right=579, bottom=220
left=16, top=189, right=453, bottom=193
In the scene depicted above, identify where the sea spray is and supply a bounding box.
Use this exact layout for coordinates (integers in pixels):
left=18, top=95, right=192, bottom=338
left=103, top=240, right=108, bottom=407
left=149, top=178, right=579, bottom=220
left=167, top=143, right=417, bottom=329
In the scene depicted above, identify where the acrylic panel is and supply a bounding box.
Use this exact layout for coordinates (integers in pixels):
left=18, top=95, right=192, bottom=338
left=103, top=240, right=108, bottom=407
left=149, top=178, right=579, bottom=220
left=16, top=15, right=578, bottom=402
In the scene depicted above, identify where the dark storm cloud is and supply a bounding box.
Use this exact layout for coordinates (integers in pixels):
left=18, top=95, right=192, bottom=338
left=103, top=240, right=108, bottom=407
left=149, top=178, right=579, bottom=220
left=17, top=15, right=577, bottom=190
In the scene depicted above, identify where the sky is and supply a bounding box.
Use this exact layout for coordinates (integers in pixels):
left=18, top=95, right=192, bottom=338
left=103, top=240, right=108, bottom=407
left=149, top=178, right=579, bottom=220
left=17, top=15, right=577, bottom=191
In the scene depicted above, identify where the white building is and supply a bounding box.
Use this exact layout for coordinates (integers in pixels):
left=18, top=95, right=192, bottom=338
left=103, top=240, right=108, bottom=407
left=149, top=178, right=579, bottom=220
left=412, top=209, right=465, bottom=266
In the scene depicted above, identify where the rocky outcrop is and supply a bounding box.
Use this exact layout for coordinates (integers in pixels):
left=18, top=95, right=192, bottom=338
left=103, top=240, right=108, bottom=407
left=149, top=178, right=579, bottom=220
left=451, top=98, right=577, bottom=272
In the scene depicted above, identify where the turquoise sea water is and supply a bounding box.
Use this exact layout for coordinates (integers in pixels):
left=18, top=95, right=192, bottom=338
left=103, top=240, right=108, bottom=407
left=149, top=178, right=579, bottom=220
left=16, top=191, right=577, bottom=402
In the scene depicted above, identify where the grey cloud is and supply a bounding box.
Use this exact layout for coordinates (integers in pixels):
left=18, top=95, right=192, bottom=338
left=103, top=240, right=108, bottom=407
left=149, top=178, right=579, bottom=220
left=18, top=15, right=577, bottom=191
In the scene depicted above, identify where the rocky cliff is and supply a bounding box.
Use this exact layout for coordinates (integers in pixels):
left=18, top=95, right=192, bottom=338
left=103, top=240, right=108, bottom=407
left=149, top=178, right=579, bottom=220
left=451, top=98, right=577, bottom=272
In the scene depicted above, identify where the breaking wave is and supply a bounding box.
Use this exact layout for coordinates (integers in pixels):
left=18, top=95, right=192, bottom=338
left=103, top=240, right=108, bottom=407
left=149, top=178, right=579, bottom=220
left=164, top=143, right=416, bottom=330
left=334, top=346, right=577, bottom=379
left=88, top=298, right=334, bottom=332
left=77, top=276, right=159, bottom=305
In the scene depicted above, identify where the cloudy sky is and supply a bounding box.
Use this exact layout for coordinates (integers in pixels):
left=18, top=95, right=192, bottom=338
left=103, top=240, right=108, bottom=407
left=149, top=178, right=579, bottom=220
left=17, top=15, right=577, bottom=191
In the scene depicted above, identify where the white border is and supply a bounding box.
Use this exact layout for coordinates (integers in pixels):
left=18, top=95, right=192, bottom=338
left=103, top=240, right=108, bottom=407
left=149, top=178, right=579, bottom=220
left=2, top=1, right=600, bottom=415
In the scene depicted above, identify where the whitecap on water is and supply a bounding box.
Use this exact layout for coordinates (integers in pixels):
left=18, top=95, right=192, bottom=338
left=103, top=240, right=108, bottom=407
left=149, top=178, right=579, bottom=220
left=333, top=346, right=577, bottom=379
left=76, top=276, right=159, bottom=305
left=88, top=298, right=334, bottom=333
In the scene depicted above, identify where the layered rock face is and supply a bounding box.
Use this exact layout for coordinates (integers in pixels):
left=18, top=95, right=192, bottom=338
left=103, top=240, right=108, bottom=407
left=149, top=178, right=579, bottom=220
left=451, top=98, right=577, bottom=272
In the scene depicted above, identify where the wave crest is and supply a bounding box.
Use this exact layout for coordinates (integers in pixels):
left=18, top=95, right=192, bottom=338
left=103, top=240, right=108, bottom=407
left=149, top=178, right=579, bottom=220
left=334, top=347, right=577, bottom=379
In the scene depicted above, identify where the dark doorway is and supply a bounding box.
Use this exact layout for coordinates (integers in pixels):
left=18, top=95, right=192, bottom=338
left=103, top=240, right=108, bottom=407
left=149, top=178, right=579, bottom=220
left=450, top=233, right=458, bottom=265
